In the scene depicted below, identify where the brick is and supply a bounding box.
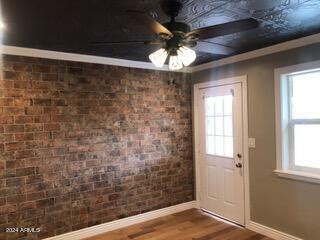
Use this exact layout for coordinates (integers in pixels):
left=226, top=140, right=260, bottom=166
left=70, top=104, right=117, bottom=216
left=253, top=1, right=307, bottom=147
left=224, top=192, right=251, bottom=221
left=5, top=142, right=24, bottom=151
left=3, top=107, right=25, bottom=115
left=12, top=62, right=33, bottom=72
left=68, top=67, right=83, bottom=74
left=36, top=198, right=54, bottom=207
left=13, top=98, right=32, bottom=107
left=3, top=71, right=21, bottom=80
left=42, top=73, right=58, bottom=81
left=0, top=56, right=193, bottom=240
left=44, top=123, right=60, bottom=131
left=25, top=107, right=43, bottom=115
left=0, top=98, right=14, bottom=106
left=0, top=198, right=5, bottom=206
left=16, top=167, right=35, bottom=176
left=33, top=80, right=51, bottom=89
left=33, top=98, right=52, bottom=106
left=14, top=115, right=33, bottom=124
left=6, top=194, right=26, bottom=204
left=0, top=116, right=14, bottom=124
left=4, top=124, right=24, bottom=133
left=33, top=64, right=51, bottom=73
left=20, top=202, right=36, bottom=210
left=15, top=133, right=34, bottom=141
left=0, top=80, right=14, bottom=88
left=34, top=132, right=51, bottom=140
left=26, top=175, right=43, bottom=184
left=34, top=115, right=51, bottom=123
left=27, top=191, right=45, bottom=201
left=53, top=99, right=67, bottom=106
left=6, top=178, right=24, bottom=187
left=0, top=204, right=17, bottom=215
left=25, top=123, right=43, bottom=132
left=14, top=80, right=32, bottom=89
left=3, top=89, right=24, bottom=97
left=15, top=150, right=35, bottom=159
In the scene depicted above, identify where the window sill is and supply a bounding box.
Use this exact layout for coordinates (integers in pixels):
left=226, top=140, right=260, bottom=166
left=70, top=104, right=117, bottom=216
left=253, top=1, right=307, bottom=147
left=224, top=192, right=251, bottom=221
left=274, top=169, right=320, bottom=184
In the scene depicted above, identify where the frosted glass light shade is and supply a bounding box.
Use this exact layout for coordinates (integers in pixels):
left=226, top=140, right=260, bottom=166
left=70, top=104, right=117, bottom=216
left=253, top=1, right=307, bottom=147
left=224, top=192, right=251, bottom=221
left=177, top=46, right=196, bottom=66
left=169, top=55, right=183, bottom=70
left=149, top=48, right=168, bottom=67
left=149, top=46, right=197, bottom=70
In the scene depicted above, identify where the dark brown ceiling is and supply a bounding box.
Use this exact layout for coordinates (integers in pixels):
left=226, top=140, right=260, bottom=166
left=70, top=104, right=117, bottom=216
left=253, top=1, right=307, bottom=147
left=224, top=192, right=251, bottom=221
left=1, top=0, right=320, bottom=65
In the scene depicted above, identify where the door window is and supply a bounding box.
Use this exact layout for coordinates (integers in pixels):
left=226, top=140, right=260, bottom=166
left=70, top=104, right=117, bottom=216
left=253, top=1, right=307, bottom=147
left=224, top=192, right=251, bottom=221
left=205, top=95, right=233, bottom=157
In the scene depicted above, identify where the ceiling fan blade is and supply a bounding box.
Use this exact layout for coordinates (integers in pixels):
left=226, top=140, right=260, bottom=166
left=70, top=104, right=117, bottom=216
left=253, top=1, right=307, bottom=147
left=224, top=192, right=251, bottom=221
left=127, top=10, right=173, bottom=37
left=188, top=18, right=259, bottom=40
left=194, top=41, right=235, bottom=55
left=89, top=40, right=162, bottom=45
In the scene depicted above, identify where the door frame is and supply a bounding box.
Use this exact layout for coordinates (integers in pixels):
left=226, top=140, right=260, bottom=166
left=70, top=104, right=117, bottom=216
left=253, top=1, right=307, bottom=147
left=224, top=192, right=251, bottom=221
left=193, top=75, right=250, bottom=226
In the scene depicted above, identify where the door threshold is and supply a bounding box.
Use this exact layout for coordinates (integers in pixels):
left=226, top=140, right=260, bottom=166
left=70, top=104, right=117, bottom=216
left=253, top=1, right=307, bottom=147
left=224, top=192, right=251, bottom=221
left=200, top=208, right=244, bottom=228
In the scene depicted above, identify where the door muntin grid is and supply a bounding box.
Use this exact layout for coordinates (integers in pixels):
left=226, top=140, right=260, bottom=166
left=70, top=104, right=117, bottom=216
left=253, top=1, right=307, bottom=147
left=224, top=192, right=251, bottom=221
left=205, top=95, right=233, bottom=158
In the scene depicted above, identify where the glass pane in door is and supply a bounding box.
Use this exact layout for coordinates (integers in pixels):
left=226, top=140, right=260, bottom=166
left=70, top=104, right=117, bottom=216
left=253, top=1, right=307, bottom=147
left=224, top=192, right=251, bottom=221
left=205, top=94, right=234, bottom=157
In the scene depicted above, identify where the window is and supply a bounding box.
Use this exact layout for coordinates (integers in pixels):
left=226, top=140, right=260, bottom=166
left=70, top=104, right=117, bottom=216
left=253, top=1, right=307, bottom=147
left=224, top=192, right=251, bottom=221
left=275, top=62, right=320, bottom=183
left=205, top=95, right=233, bottom=158
left=289, top=71, right=320, bottom=172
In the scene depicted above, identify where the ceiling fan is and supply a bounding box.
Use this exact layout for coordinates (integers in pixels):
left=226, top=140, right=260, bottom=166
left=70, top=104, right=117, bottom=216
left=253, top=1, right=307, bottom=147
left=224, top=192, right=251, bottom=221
left=91, top=0, right=259, bottom=70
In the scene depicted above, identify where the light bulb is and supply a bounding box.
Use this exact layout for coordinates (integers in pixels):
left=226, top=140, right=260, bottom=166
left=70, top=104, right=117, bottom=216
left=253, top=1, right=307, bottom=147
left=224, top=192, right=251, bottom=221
left=149, top=48, right=168, bottom=68
left=169, top=55, right=183, bottom=70
left=177, top=46, right=196, bottom=66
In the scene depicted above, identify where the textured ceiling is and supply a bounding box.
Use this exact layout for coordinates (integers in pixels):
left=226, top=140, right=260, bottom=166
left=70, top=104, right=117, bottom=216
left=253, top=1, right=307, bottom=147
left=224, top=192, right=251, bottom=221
left=1, top=0, right=320, bottom=65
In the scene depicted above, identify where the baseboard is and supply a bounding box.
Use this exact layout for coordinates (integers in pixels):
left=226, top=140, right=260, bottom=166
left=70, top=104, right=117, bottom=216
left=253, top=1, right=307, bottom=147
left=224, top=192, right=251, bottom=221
left=247, top=221, right=303, bottom=240
left=45, top=201, right=197, bottom=240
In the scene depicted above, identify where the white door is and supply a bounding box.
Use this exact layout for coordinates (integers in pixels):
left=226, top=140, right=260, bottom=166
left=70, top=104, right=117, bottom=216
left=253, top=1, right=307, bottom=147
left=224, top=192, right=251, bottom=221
left=198, top=83, right=245, bottom=225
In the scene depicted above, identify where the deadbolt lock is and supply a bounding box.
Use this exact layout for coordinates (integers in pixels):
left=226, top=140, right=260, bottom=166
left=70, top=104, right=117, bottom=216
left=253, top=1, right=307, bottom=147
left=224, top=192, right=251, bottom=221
left=237, top=153, right=242, bottom=158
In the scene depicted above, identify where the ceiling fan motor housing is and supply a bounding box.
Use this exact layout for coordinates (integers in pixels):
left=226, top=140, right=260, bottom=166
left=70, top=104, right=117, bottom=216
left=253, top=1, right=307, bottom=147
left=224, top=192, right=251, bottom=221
left=161, top=1, right=197, bottom=52
left=162, top=22, right=196, bottom=52
left=163, top=22, right=190, bottom=34
left=162, top=0, right=183, bottom=20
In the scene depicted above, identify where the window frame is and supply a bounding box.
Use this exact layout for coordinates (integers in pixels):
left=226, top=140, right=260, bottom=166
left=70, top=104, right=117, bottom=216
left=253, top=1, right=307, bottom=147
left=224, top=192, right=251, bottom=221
left=287, top=74, right=320, bottom=174
left=274, top=61, right=320, bottom=184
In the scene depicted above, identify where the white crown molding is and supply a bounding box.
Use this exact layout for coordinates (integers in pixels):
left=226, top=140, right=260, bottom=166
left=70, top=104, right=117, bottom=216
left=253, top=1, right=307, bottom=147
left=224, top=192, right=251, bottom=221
left=2, top=32, right=320, bottom=74
left=0, top=45, right=192, bottom=73
left=247, top=221, right=303, bottom=240
left=191, top=33, right=320, bottom=72
left=44, top=201, right=197, bottom=240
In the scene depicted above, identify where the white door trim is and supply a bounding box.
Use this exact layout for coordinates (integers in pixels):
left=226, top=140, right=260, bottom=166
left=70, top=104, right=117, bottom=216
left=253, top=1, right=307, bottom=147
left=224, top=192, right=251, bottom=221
left=193, top=75, right=250, bottom=225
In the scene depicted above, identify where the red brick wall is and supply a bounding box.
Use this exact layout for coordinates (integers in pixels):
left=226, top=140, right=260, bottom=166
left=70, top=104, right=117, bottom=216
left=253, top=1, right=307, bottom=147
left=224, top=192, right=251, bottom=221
left=0, top=55, right=194, bottom=240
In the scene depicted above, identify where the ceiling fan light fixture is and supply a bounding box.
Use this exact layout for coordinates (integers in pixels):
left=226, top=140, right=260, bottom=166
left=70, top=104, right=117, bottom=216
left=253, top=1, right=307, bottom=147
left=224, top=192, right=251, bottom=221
left=149, top=48, right=168, bottom=67
left=169, top=54, right=183, bottom=70
left=177, top=46, right=196, bottom=66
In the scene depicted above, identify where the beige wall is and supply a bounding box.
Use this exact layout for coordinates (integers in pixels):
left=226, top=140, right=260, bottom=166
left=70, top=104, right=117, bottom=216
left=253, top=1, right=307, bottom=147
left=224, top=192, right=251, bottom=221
left=193, top=43, right=320, bottom=240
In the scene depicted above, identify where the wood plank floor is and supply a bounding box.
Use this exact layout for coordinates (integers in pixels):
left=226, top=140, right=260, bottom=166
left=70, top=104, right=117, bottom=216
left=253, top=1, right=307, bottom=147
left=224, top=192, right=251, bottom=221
left=85, top=209, right=273, bottom=240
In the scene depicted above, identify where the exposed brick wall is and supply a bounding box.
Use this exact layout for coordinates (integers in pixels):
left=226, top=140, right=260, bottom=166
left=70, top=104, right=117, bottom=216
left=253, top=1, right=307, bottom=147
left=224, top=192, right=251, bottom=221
left=0, top=55, right=194, bottom=240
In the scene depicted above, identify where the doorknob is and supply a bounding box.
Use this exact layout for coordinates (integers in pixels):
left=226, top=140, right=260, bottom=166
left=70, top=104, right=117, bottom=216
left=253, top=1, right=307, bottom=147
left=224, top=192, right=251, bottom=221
left=235, top=163, right=242, bottom=168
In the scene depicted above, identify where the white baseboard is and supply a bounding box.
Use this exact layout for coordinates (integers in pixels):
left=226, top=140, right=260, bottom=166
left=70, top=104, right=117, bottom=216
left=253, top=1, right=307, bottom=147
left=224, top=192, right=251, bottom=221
left=247, top=221, right=303, bottom=240
left=45, top=201, right=197, bottom=240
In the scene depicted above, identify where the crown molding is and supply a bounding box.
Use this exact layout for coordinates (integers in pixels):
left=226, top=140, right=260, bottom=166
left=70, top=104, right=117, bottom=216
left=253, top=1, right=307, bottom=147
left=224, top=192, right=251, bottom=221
left=1, top=32, right=320, bottom=74
left=191, top=33, right=320, bottom=72
left=0, top=45, right=192, bottom=73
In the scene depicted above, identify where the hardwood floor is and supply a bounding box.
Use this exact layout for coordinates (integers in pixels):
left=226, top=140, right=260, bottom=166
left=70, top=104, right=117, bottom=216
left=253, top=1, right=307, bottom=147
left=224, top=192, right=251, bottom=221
left=85, top=209, right=273, bottom=240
